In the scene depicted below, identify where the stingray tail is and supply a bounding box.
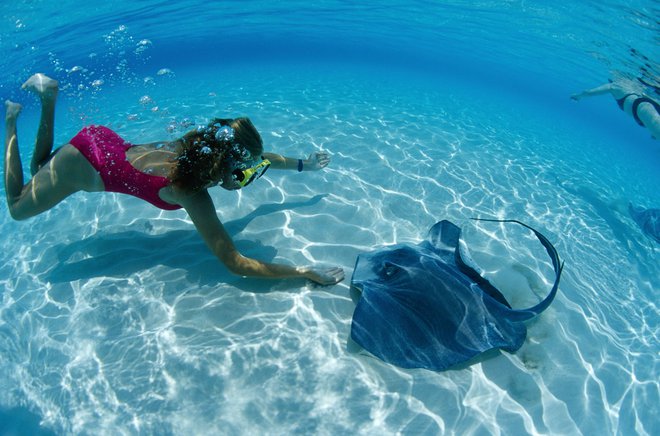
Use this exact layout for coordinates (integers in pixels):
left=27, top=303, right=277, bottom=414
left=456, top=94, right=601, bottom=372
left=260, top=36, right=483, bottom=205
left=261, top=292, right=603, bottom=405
left=470, top=218, right=564, bottom=321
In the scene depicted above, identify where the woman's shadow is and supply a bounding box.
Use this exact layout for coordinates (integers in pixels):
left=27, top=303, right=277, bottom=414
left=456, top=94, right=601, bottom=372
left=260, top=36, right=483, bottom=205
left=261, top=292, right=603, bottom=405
left=44, top=195, right=328, bottom=292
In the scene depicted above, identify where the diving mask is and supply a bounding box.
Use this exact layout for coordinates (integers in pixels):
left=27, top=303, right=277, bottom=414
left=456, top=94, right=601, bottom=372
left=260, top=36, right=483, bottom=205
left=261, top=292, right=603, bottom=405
left=232, top=158, right=271, bottom=188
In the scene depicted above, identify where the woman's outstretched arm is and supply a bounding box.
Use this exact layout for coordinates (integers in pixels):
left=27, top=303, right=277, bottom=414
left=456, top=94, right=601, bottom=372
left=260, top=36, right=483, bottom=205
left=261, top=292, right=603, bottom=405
left=263, top=151, right=330, bottom=171
left=179, top=189, right=344, bottom=285
left=571, top=83, right=615, bottom=101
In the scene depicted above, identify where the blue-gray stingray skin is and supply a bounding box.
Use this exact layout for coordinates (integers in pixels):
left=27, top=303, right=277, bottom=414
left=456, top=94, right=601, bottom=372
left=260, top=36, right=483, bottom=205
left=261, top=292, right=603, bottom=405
left=350, top=219, right=562, bottom=371
left=629, top=204, right=660, bottom=243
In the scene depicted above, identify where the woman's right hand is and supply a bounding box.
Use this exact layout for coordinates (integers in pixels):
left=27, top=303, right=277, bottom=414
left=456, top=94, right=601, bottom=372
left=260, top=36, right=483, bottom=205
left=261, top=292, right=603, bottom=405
left=304, top=266, right=345, bottom=285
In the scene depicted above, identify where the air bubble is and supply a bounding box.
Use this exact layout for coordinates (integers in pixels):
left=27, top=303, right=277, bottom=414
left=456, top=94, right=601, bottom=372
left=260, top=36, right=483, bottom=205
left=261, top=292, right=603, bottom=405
left=135, top=40, right=152, bottom=55
left=216, top=126, right=235, bottom=141
left=157, top=68, right=174, bottom=76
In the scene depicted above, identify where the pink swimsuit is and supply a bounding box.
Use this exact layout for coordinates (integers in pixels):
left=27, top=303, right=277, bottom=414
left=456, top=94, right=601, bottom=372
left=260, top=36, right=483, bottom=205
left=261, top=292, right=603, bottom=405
left=69, top=126, right=182, bottom=210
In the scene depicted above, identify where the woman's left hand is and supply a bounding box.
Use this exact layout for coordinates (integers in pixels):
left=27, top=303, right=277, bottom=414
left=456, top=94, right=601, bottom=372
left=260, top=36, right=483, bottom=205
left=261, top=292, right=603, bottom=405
left=305, top=151, right=331, bottom=171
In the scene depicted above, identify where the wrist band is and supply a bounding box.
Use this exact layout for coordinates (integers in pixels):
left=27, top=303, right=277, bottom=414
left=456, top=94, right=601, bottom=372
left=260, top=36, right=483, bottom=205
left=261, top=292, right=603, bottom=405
left=297, top=159, right=303, bottom=172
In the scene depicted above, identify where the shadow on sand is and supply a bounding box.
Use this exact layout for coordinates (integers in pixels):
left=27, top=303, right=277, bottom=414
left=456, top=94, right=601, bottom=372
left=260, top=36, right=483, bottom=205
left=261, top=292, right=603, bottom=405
left=43, top=195, right=328, bottom=292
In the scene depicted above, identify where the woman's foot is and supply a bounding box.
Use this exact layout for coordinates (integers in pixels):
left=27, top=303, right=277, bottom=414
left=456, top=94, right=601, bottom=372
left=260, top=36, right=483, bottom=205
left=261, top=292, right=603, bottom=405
left=5, top=100, right=22, bottom=121
left=21, top=73, right=58, bottom=102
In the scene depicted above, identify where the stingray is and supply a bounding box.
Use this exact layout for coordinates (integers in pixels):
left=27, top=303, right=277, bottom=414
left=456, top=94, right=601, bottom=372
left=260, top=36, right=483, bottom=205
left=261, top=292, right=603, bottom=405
left=628, top=203, right=660, bottom=243
left=350, top=218, right=563, bottom=371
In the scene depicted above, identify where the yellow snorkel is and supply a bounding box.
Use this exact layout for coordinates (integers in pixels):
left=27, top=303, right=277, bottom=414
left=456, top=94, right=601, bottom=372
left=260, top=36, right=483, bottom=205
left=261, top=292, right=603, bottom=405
left=232, top=158, right=271, bottom=188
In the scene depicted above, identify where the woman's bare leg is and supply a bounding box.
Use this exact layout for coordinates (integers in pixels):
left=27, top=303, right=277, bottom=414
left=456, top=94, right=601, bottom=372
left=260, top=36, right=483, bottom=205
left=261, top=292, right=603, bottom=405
left=4, top=98, right=97, bottom=221
left=4, top=100, right=25, bottom=214
left=22, top=73, right=58, bottom=176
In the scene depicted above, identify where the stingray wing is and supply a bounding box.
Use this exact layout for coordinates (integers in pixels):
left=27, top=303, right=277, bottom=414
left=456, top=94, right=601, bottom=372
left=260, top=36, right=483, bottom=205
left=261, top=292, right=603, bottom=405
left=629, top=204, right=660, bottom=243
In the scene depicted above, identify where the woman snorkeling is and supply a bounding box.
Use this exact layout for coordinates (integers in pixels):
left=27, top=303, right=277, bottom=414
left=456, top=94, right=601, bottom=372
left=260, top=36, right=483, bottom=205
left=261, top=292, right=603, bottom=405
left=5, top=73, right=344, bottom=285
left=571, top=77, right=660, bottom=139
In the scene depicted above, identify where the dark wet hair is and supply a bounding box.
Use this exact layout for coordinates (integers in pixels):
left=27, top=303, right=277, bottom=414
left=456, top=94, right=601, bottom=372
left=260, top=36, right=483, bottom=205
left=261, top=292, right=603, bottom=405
left=170, top=117, right=263, bottom=192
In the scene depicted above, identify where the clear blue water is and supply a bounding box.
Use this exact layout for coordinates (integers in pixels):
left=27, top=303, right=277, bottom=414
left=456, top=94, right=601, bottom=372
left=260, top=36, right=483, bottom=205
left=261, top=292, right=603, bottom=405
left=1, top=1, right=658, bottom=435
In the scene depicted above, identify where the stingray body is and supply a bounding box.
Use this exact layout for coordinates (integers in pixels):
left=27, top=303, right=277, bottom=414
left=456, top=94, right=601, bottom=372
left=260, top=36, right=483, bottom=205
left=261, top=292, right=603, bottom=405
left=628, top=204, right=660, bottom=243
left=350, top=219, right=563, bottom=371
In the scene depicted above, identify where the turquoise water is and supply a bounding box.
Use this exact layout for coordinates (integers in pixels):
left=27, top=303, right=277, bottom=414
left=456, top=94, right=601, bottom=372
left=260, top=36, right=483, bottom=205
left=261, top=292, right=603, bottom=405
left=1, top=1, right=658, bottom=435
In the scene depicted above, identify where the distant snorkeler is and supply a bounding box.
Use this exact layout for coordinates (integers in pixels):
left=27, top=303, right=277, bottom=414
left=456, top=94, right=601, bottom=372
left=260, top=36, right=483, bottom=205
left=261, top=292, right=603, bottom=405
left=571, top=77, right=660, bottom=139
left=4, top=73, right=344, bottom=285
